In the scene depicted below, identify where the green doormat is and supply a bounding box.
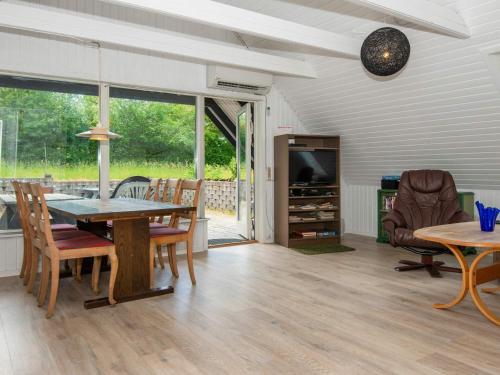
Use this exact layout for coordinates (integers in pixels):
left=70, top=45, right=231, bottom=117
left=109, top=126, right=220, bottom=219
left=291, top=243, right=355, bottom=255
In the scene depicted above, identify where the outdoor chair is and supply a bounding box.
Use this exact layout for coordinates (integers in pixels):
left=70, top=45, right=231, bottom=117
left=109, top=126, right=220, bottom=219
left=110, top=175, right=151, bottom=199
left=107, top=178, right=161, bottom=230
left=149, top=179, right=202, bottom=287
left=29, top=182, right=118, bottom=318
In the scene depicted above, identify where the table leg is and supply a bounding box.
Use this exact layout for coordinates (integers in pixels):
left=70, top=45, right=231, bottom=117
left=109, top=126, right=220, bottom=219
left=495, top=252, right=500, bottom=285
left=84, top=217, right=173, bottom=308
left=469, top=249, right=500, bottom=326
left=433, top=244, right=470, bottom=310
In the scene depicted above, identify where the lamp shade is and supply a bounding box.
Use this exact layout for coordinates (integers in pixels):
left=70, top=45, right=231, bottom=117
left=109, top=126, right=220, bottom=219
left=361, top=27, right=410, bottom=76
left=76, top=124, right=121, bottom=141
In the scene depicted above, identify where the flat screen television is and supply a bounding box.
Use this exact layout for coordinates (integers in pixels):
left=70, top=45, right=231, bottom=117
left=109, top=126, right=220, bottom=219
left=289, top=149, right=337, bottom=186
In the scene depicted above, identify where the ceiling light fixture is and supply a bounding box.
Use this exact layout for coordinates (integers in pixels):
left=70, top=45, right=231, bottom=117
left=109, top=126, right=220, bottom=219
left=76, top=43, right=121, bottom=141
left=361, top=27, right=410, bottom=77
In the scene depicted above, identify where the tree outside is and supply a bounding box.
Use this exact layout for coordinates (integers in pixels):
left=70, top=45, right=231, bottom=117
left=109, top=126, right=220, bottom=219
left=0, top=87, right=236, bottom=181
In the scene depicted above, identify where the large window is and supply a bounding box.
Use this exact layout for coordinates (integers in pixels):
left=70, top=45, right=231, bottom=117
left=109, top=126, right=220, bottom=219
left=0, top=76, right=98, bottom=230
left=109, top=87, right=196, bottom=180
left=0, top=76, right=251, bottom=237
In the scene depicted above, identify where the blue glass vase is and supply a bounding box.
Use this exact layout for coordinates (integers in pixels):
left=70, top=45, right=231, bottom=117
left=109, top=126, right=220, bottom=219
left=475, top=201, right=500, bottom=232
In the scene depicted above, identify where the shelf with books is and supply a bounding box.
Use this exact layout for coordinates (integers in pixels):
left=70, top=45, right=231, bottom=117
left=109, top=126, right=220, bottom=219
left=289, top=185, right=339, bottom=189
left=376, top=189, right=475, bottom=243
left=275, top=134, right=341, bottom=248
left=289, top=195, right=339, bottom=200
left=289, top=208, right=338, bottom=213
left=289, top=219, right=339, bottom=224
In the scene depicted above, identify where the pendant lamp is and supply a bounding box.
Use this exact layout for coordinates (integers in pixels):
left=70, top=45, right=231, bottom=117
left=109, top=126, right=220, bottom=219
left=361, top=27, right=410, bottom=76
left=76, top=44, right=121, bottom=141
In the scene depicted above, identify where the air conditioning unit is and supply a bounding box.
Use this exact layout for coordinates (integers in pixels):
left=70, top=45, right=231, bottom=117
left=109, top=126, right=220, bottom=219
left=207, top=65, right=273, bottom=95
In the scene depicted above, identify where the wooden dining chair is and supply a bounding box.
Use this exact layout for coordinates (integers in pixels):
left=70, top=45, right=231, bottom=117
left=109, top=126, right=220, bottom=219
left=145, top=178, right=162, bottom=202
left=149, top=179, right=182, bottom=269
left=150, top=178, right=182, bottom=230
left=149, top=179, right=202, bottom=287
left=29, top=183, right=118, bottom=318
left=12, top=181, right=31, bottom=283
left=16, top=182, right=79, bottom=292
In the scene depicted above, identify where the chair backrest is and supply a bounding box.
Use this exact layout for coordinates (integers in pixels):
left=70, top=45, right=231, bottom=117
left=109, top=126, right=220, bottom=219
left=28, top=183, right=57, bottom=258
left=111, top=176, right=151, bottom=199
left=155, top=179, right=182, bottom=225
left=394, top=170, right=463, bottom=230
left=161, top=179, right=182, bottom=204
left=12, top=181, right=30, bottom=241
left=145, top=178, right=162, bottom=201
left=170, top=179, right=203, bottom=234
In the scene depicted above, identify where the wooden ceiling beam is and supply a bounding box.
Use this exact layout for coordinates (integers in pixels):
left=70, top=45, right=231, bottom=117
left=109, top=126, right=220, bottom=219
left=0, top=2, right=317, bottom=78
left=345, top=0, right=470, bottom=38
left=102, top=0, right=362, bottom=58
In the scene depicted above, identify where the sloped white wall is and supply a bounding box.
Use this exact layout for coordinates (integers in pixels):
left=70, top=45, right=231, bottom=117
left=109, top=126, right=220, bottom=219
left=217, top=0, right=500, bottom=235
left=261, top=86, right=307, bottom=242
left=272, top=0, right=500, bottom=189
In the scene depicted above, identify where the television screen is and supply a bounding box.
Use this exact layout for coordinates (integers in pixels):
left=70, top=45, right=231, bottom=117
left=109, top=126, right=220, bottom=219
left=289, top=150, right=337, bottom=185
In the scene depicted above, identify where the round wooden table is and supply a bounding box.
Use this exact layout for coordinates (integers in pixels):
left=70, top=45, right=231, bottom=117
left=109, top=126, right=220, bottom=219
left=415, top=222, right=500, bottom=325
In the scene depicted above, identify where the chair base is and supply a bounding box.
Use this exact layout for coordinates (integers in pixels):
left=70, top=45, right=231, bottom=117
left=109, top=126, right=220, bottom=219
left=395, top=255, right=461, bottom=278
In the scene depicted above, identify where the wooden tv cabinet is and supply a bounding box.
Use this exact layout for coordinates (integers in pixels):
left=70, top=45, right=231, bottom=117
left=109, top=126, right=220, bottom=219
left=274, top=134, right=341, bottom=248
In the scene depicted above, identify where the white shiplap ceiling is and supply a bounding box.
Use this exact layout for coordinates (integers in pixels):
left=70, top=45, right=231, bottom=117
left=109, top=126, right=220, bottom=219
left=219, top=0, right=500, bottom=189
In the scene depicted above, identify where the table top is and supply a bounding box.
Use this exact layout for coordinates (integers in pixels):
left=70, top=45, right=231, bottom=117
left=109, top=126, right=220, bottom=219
left=414, top=222, right=500, bottom=248
left=46, top=198, right=195, bottom=222
left=0, top=193, right=83, bottom=206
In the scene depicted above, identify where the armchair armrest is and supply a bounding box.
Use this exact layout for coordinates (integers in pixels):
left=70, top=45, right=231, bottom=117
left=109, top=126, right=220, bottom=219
left=383, top=210, right=407, bottom=228
left=382, top=210, right=407, bottom=247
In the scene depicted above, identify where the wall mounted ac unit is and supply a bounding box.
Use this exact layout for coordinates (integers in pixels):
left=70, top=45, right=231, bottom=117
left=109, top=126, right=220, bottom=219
left=207, top=65, right=273, bottom=95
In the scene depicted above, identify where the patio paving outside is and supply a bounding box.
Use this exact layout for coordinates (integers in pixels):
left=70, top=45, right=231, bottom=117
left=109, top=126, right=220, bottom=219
left=206, top=209, right=247, bottom=246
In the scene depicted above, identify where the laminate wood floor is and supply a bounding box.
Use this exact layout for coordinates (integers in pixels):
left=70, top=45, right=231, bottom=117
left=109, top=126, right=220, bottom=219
left=0, top=234, right=499, bottom=374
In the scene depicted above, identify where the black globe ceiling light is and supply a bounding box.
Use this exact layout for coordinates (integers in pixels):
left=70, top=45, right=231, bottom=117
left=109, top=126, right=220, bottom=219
left=361, top=27, right=410, bottom=76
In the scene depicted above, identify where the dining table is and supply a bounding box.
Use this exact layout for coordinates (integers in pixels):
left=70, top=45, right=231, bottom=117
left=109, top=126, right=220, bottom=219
left=46, top=198, right=196, bottom=308
left=415, top=222, right=500, bottom=325
left=0, top=193, right=83, bottom=230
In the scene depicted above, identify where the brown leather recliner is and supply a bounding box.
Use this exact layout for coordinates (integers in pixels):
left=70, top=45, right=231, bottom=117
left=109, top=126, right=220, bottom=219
left=383, top=170, right=471, bottom=278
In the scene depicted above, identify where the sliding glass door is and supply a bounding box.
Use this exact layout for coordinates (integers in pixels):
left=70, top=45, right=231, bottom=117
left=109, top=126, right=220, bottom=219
left=236, top=103, right=253, bottom=240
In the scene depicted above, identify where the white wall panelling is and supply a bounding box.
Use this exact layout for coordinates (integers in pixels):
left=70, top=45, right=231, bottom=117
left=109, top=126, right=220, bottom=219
left=217, top=0, right=500, bottom=235
left=342, top=0, right=470, bottom=38
left=343, top=184, right=500, bottom=238
left=0, top=234, right=23, bottom=278
left=270, top=0, right=500, bottom=189
left=261, top=86, right=307, bottom=243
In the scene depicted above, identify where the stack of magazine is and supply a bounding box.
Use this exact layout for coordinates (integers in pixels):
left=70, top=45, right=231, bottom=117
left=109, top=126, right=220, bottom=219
left=317, top=211, right=335, bottom=220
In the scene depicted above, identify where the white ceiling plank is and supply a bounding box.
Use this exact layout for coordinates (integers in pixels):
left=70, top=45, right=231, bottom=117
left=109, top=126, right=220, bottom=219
left=344, top=0, right=470, bottom=38
left=0, top=2, right=317, bottom=78
left=101, top=0, right=362, bottom=58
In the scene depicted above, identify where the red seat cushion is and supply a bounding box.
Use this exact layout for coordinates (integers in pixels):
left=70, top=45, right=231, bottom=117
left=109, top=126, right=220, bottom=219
left=149, top=222, right=167, bottom=228
left=55, top=232, right=113, bottom=250
left=53, top=230, right=94, bottom=241
left=150, top=227, right=188, bottom=238
left=51, top=223, right=77, bottom=231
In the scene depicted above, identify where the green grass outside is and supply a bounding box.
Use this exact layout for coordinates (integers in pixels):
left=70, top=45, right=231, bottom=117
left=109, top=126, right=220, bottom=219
left=0, top=162, right=235, bottom=181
